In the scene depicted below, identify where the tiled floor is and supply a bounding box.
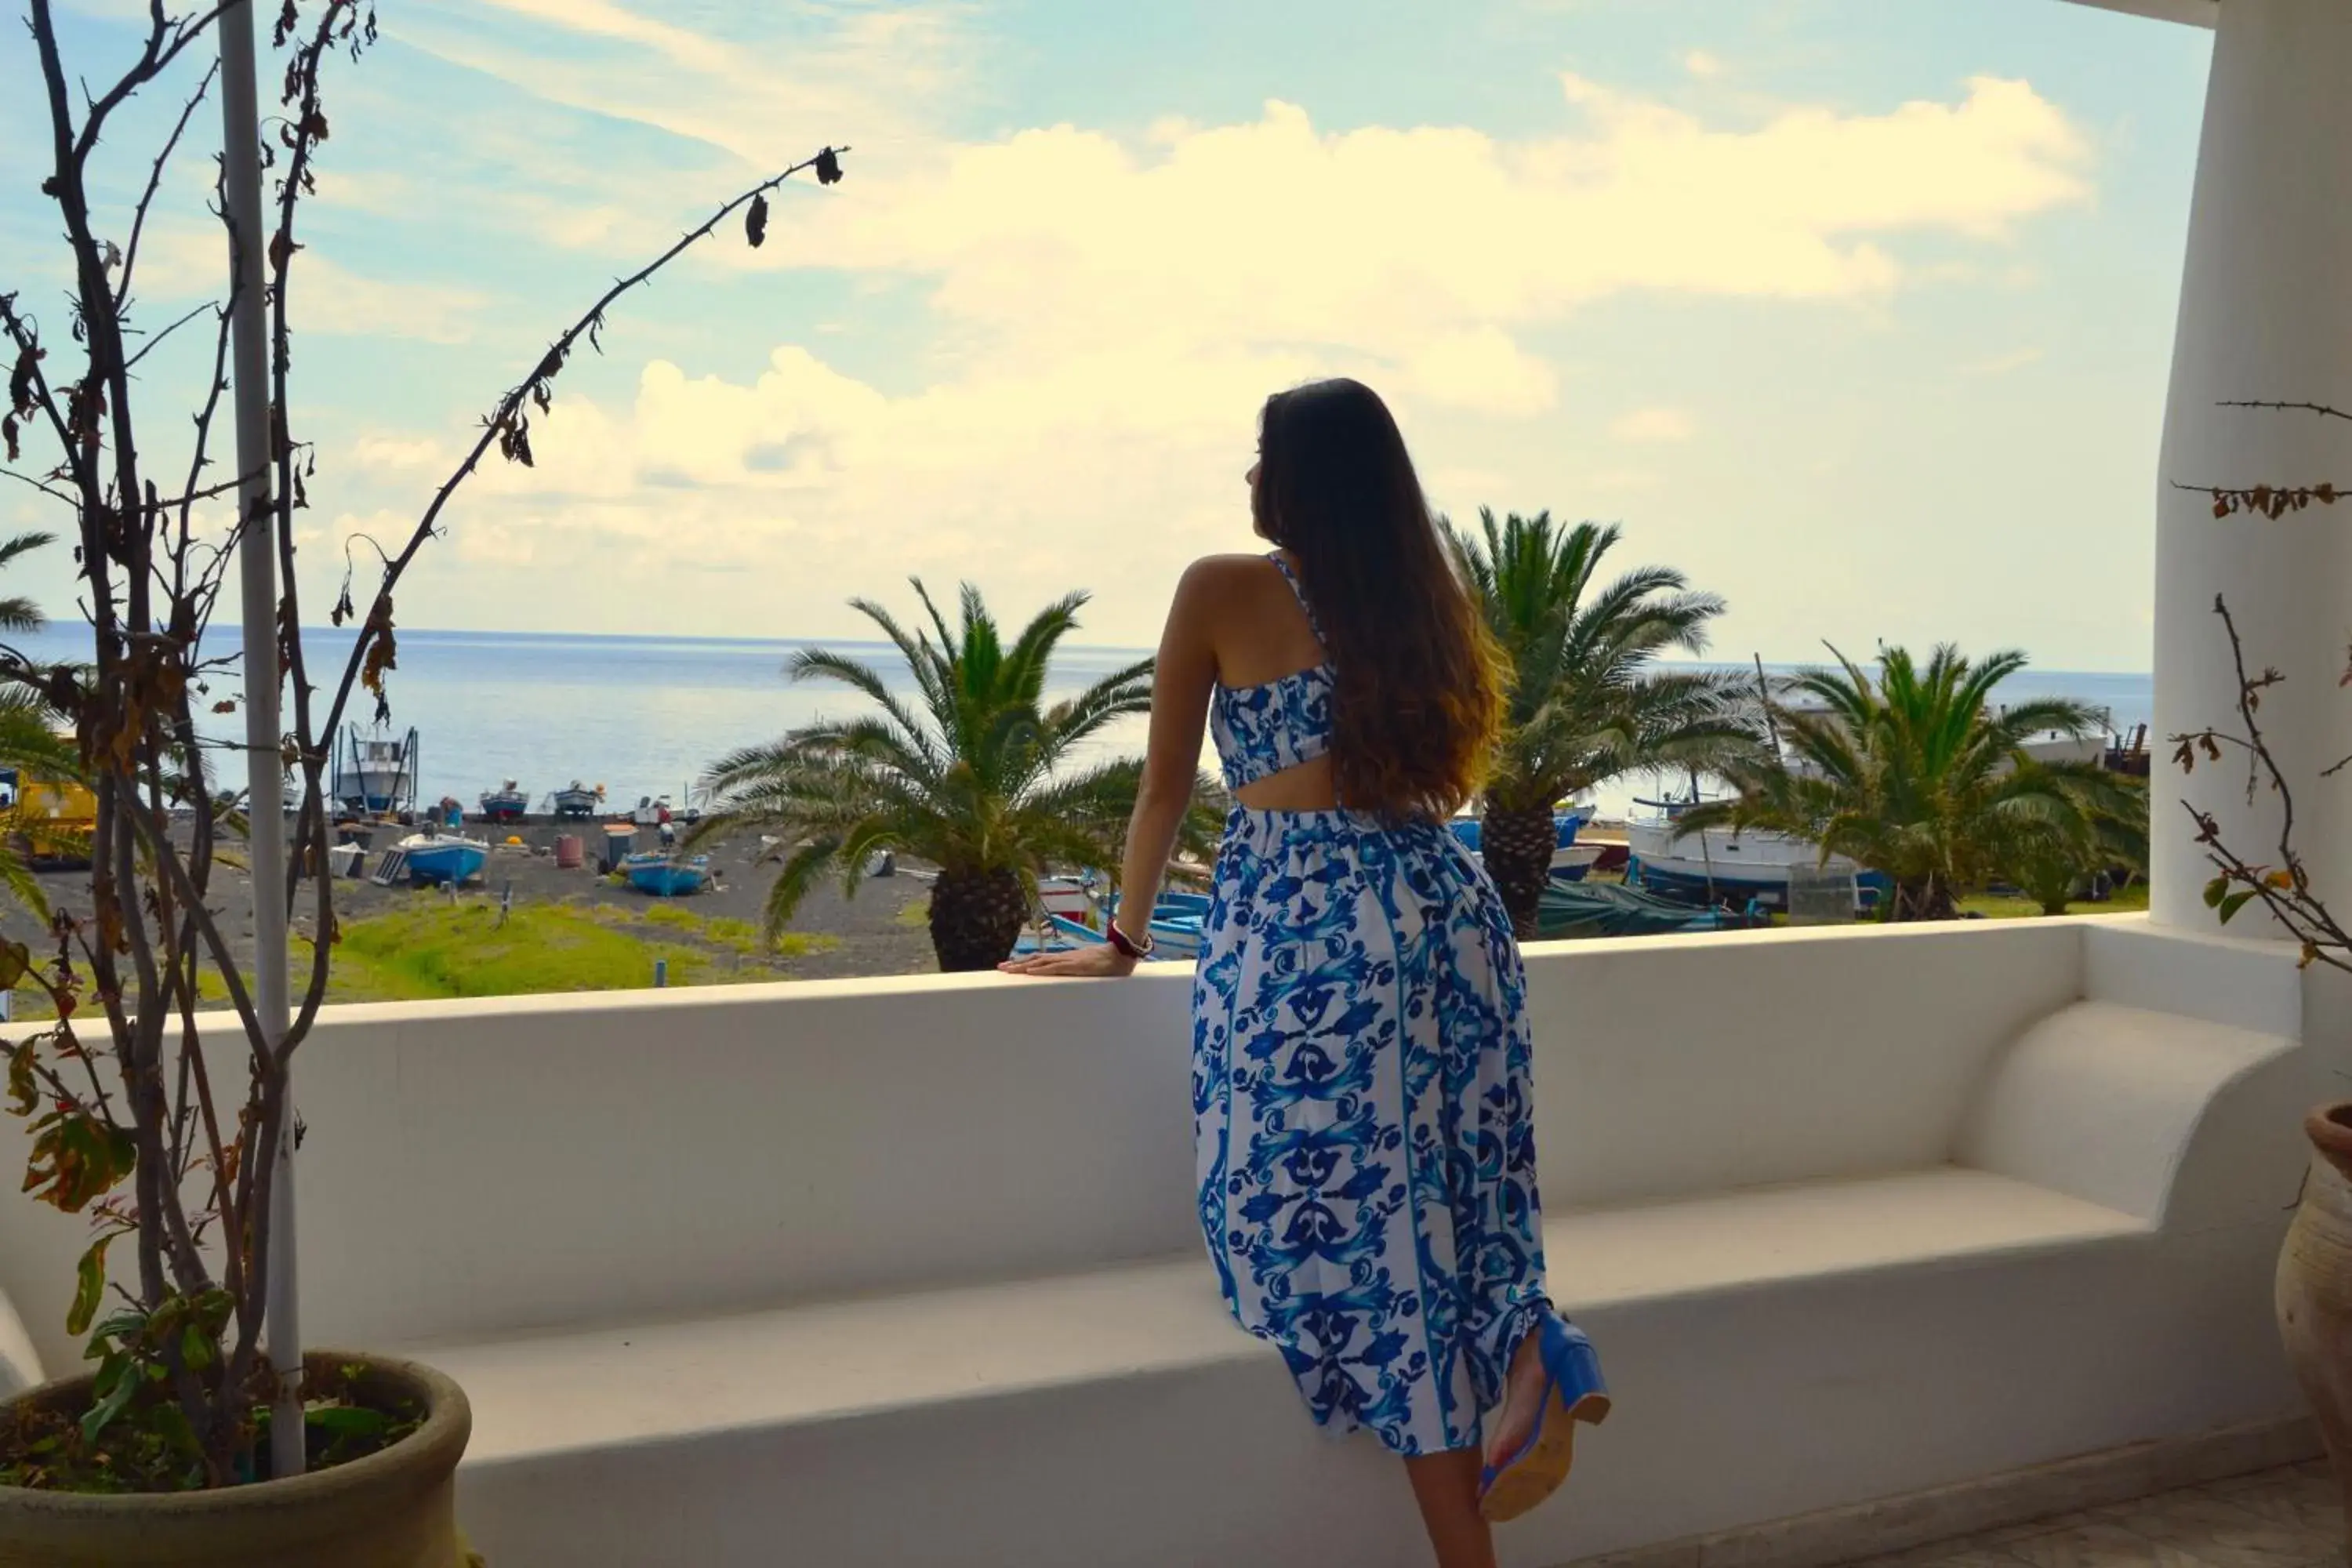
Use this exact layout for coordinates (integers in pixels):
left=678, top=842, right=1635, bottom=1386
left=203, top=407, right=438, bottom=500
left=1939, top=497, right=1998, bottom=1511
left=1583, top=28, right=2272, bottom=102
left=1851, top=1461, right=2344, bottom=1567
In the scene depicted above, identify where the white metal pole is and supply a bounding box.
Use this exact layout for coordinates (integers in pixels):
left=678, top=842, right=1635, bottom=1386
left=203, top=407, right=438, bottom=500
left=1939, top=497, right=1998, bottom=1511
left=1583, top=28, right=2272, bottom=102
left=216, top=0, right=303, bottom=1480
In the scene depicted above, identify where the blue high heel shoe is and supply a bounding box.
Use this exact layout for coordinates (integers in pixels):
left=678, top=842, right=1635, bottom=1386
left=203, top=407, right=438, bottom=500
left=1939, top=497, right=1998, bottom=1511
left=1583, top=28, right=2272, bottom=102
left=1477, top=1316, right=1610, bottom=1523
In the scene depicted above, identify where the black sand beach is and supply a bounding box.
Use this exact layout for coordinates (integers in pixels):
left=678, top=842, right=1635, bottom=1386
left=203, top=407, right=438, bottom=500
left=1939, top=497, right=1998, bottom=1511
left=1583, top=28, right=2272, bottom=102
left=0, top=815, right=940, bottom=989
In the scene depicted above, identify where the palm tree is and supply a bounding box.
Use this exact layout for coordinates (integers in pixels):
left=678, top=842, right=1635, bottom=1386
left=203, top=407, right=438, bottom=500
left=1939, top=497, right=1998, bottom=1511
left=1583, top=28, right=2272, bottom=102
left=0, top=530, right=76, bottom=914
left=1679, top=644, right=2134, bottom=922
left=1446, top=509, right=1759, bottom=937
left=697, top=580, right=1215, bottom=971
left=2005, top=770, right=2149, bottom=916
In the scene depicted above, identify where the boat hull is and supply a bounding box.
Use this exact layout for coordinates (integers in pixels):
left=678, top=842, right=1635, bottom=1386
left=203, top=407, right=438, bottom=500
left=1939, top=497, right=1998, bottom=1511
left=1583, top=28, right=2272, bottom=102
left=624, top=853, right=709, bottom=897
left=1626, top=818, right=1882, bottom=913
left=379, top=835, right=490, bottom=888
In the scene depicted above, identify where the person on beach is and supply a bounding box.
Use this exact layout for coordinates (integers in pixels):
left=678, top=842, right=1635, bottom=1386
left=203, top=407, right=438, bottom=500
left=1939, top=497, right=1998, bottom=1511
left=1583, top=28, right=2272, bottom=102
left=1002, top=378, right=1608, bottom=1568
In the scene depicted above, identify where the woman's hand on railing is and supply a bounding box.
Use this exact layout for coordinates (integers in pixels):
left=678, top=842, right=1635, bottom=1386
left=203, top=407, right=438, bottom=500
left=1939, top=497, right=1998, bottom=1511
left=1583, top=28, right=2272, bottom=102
left=998, top=945, right=1138, bottom=978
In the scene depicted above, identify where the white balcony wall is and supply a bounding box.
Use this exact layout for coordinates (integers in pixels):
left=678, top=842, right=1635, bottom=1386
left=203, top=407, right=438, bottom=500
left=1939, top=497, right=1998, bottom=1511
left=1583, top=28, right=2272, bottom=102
left=0, top=915, right=2326, bottom=1566
left=0, top=916, right=2112, bottom=1366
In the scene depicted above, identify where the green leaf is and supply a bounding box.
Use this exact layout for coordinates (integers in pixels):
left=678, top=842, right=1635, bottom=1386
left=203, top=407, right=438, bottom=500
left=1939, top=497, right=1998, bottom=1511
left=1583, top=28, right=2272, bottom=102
left=66, top=1233, right=111, bottom=1338
left=307, top=1404, right=388, bottom=1437
left=2205, top=876, right=2230, bottom=909
left=148, top=1399, right=200, bottom=1461
left=84, top=1308, right=143, bottom=1354
left=179, top=1324, right=214, bottom=1373
left=80, top=1356, right=139, bottom=1443
left=2218, top=889, right=2258, bottom=924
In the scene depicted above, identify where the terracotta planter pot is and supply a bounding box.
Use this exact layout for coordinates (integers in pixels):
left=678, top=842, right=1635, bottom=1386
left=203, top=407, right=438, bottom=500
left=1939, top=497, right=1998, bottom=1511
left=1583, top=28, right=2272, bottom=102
left=2278, top=1103, right=2352, bottom=1512
left=0, top=1349, right=470, bottom=1568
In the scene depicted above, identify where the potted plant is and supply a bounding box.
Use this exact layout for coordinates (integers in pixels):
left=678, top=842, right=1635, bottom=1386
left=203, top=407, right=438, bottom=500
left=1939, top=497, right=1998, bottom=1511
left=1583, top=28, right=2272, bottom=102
left=0, top=2, right=843, bottom=1558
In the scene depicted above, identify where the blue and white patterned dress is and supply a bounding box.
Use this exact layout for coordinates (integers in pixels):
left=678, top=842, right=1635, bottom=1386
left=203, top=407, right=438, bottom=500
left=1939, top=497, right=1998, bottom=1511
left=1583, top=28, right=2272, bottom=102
left=1193, top=553, right=1554, bottom=1457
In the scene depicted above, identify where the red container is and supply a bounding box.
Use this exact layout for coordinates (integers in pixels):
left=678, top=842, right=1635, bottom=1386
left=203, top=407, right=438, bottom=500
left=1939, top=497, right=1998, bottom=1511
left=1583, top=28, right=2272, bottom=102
left=554, top=834, right=583, bottom=869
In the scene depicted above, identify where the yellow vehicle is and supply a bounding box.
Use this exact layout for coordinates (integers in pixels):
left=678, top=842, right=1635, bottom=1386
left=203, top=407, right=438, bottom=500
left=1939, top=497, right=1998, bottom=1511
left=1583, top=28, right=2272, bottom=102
left=0, top=760, right=95, bottom=869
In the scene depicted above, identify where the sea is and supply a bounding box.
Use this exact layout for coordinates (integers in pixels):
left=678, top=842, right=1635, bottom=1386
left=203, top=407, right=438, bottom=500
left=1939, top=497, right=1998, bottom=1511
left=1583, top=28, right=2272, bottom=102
left=8, top=627, right=2157, bottom=824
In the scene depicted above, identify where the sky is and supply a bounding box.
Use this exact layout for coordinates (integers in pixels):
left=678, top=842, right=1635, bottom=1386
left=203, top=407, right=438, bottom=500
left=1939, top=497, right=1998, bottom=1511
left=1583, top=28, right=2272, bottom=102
left=0, top=0, right=2214, bottom=670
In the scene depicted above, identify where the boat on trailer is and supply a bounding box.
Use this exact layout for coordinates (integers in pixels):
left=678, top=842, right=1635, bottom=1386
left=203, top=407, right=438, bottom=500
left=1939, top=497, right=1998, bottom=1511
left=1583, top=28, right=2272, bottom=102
left=551, top=781, right=603, bottom=818
left=331, top=724, right=419, bottom=817
left=1624, top=793, right=1887, bottom=915
left=478, top=781, right=529, bottom=822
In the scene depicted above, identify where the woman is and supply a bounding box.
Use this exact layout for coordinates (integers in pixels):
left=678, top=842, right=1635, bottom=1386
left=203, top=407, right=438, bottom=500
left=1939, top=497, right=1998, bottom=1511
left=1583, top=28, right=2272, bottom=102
left=1003, top=379, right=1606, bottom=1568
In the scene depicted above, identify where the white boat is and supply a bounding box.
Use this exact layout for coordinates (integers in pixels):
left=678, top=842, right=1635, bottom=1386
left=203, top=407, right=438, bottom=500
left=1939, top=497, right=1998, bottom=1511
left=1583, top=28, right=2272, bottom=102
left=551, top=781, right=603, bottom=818
left=1625, top=795, right=1884, bottom=913
left=331, top=724, right=419, bottom=816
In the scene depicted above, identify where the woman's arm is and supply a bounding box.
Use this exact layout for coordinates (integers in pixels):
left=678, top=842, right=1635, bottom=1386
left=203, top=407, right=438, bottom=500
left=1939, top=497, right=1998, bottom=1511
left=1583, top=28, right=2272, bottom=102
left=1002, top=561, right=1220, bottom=978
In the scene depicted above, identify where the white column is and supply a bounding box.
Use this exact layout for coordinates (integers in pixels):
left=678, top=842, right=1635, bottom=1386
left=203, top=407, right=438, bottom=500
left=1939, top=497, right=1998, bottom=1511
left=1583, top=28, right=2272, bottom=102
left=2151, top=0, right=2352, bottom=932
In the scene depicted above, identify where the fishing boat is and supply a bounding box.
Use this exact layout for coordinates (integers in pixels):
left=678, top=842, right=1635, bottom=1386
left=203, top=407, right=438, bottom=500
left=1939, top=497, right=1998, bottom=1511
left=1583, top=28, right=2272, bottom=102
left=478, top=781, right=529, bottom=822
left=330, top=724, right=419, bottom=816
left=1624, top=792, right=1887, bottom=914
left=551, top=781, right=604, bottom=818
left=1537, top=877, right=1741, bottom=939
left=1011, top=913, right=1182, bottom=962
left=1091, top=889, right=1211, bottom=960
left=624, top=851, right=710, bottom=898
left=1036, top=873, right=1103, bottom=925
left=1446, top=807, right=1596, bottom=877
left=369, top=831, right=488, bottom=888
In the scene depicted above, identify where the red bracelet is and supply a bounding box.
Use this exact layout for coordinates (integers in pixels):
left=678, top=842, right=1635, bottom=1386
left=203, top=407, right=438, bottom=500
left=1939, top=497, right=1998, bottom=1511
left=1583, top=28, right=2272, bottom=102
left=1105, top=918, right=1153, bottom=959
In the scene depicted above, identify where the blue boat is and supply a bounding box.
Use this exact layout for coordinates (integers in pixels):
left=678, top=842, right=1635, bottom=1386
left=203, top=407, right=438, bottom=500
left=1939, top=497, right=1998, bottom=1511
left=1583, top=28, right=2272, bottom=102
left=1095, top=890, right=1210, bottom=960
left=1011, top=913, right=1183, bottom=962
left=625, top=851, right=710, bottom=898
left=372, top=833, right=489, bottom=888
left=1448, top=808, right=1595, bottom=871
left=478, top=781, right=529, bottom=822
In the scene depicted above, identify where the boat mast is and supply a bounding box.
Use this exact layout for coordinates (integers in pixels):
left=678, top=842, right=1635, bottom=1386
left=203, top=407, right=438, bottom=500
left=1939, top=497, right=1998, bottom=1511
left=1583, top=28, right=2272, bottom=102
left=1753, top=654, right=1781, bottom=753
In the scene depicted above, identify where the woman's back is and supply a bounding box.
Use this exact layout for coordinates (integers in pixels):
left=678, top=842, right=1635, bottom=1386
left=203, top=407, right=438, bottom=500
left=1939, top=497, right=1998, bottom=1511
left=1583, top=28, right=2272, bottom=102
left=1204, top=552, right=1341, bottom=812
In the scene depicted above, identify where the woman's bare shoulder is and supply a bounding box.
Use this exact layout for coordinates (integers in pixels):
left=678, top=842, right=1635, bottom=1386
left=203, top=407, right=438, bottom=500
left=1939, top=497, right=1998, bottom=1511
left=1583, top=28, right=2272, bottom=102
left=1176, top=553, right=1279, bottom=594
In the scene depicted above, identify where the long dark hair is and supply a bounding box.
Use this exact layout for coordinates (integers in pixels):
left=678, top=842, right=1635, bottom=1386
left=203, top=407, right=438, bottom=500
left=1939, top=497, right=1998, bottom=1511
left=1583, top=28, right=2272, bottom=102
left=1252, top=379, right=1503, bottom=821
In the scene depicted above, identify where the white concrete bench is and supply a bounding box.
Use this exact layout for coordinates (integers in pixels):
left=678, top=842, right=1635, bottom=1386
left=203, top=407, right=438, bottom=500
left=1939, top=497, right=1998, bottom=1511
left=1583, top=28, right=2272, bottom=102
left=0, top=916, right=2325, bottom=1566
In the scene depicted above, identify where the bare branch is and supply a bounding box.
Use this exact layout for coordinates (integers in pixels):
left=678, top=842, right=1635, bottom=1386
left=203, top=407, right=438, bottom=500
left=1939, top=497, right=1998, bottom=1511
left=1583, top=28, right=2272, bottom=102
left=123, top=302, right=216, bottom=372
left=2220, top=399, right=2352, bottom=423
left=118, top=58, right=221, bottom=310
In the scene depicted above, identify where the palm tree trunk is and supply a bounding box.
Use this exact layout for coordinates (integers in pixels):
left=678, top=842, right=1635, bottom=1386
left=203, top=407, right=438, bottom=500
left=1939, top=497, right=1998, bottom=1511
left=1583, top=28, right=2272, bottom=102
left=1891, top=877, right=1959, bottom=923
left=929, top=865, right=1029, bottom=971
left=1480, top=801, right=1555, bottom=940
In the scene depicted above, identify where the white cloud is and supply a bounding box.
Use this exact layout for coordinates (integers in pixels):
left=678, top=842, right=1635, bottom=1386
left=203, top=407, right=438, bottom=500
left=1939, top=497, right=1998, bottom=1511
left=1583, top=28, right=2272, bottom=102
left=390, top=1, right=964, bottom=174
left=751, top=78, right=2086, bottom=362
left=1608, top=407, right=1695, bottom=443
left=125, top=228, right=484, bottom=343
left=1685, top=50, right=1725, bottom=78
left=350, top=435, right=451, bottom=473
left=1962, top=346, right=2045, bottom=376
left=377, top=74, right=2096, bottom=640
left=294, top=258, right=486, bottom=346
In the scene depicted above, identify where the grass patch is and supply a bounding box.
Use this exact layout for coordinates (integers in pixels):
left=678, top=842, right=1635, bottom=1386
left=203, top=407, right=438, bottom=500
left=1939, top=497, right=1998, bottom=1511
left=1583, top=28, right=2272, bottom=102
left=323, top=899, right=711, bottom=999
left=896, top=897, right=931, bottom=930
left=1958, top=880, right=2151, bottom=921
left=633, top=901, right=832, bottom=956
